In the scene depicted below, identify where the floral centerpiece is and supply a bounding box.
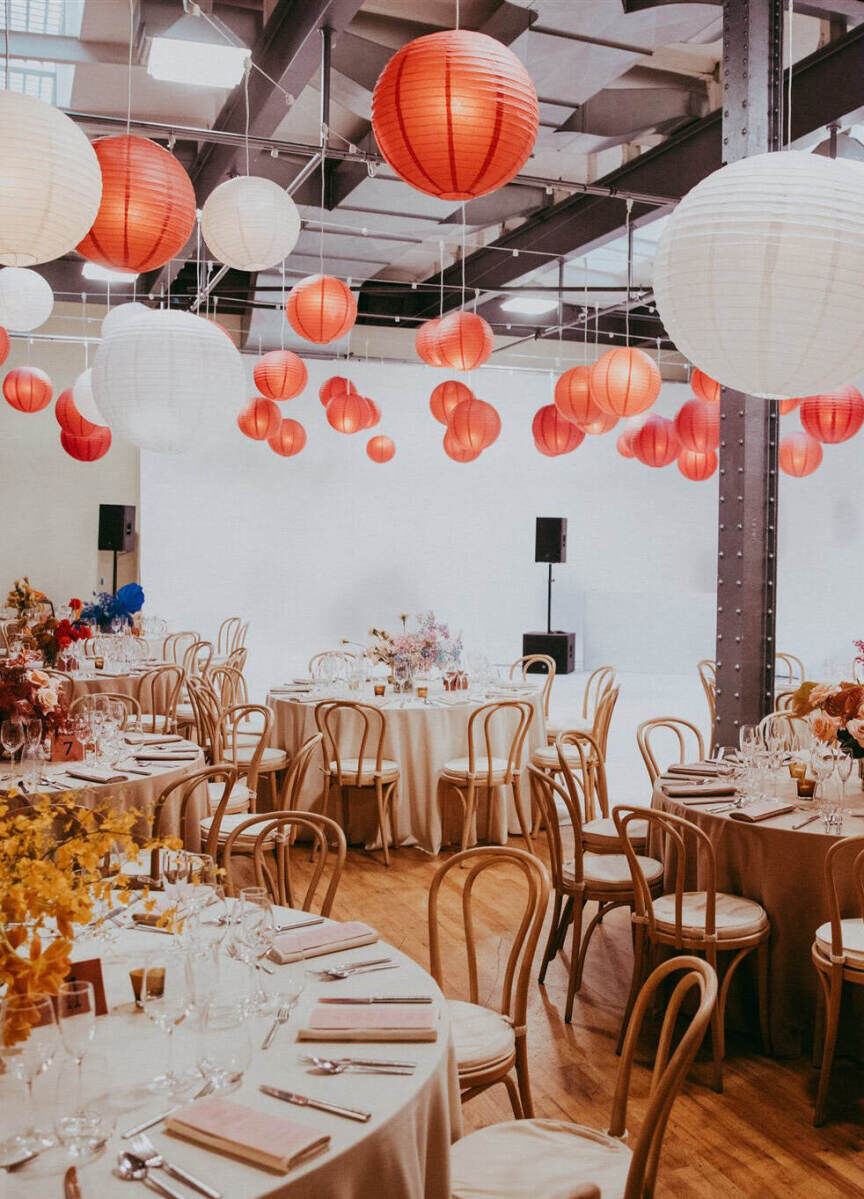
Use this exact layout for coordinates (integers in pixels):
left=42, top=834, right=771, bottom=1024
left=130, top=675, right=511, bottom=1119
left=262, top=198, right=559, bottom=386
left=78, top=582, right=145, bottom=632
left=0, top=661, right=68, bottom=740
left=4, top=578, right=51, bottom=626
left=792, top=680, right=864, bottom=758
left=32, top=617, right=91, bottom=667
left=368, top=611, right=463, bottom=676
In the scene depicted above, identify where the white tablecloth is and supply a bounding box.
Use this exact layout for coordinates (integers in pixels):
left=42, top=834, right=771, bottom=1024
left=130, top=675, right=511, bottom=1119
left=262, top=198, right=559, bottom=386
left=267, top=688, right=546, bottom=854
left=1, top=909, right=461, bottom=1199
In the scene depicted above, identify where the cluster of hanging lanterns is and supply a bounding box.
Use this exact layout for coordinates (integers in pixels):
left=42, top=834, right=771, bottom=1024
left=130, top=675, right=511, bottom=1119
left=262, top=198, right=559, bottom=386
left=429, top=376, right=501, bottom=462
left=415, top=312, right=494, bottom=371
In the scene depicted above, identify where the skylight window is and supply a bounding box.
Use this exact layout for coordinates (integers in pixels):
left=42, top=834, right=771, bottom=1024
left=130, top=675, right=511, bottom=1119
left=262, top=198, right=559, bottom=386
left=0, top=0, right=82, bottom=106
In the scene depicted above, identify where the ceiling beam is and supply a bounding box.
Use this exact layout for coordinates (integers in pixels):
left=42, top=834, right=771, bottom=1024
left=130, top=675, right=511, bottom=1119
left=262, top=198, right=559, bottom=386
left=623, top=0, right=863, bottom=20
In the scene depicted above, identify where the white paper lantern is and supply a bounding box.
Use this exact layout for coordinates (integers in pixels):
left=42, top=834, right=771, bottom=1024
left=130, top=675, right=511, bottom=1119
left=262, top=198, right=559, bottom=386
left=0, top=267, right=54, bottom=331
left=101, top=301, right=150, bottom=338
left=653, top=151, right=864, bottom=399
left=92, top=309, right=244, bottom=453
left=200, top=176, right=301, bottom=271
left=72, top=368, right=105, bottom=426
left=0, top=91, right=102, bottom=267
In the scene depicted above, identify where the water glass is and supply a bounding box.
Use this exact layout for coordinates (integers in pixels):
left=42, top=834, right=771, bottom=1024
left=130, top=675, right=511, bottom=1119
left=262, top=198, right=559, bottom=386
left=1, top=717, right=24, bottom=772
left=141, top=952, right=192, bottom=1095
left=53, top=1053, right=115, bottom=1161
left=0, top=992, right=59, bottom=1161
left=196, top=1001, right=252, bottom=1092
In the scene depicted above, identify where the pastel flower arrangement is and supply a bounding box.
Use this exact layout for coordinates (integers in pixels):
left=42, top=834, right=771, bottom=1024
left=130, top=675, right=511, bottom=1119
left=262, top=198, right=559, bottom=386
left=5, top=577, right=50, bottom=622
left=368, top=611, right=463, bottom=673
left=78, top=582, right=145, bottom=632
left=793, top=679, right=864, bottom=758
left=0, top=661, right=68, bottom=738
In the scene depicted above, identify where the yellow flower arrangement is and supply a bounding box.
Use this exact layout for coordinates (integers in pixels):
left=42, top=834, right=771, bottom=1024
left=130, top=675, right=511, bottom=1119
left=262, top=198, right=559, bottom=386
left=4, top=577, right=48, bottom=621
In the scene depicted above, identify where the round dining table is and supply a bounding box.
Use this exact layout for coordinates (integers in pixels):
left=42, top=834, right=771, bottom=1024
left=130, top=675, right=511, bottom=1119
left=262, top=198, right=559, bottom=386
left=66, top=667, right=156, bottom=706
left=653, top=769, right=864, bottom=1057
left=1, top=905, right=461, bottom=1199
left=267, top=684, right=546, bottom=854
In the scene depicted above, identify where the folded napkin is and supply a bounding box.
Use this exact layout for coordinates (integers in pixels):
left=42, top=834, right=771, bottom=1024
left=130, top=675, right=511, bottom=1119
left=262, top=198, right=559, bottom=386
left=165, top=1098, right=329, bottom=1173
left=125, top=733, right=184, bottom=745
left=665, top=762, right=725, bottom=777
left=729, top=800, right=796, bottom=823
left=663, top=783, right=736, bottom=799
left=269, top=921, right=377, bottom=964
left=135, top=750, right=199, bottom=763
left=65, top=765, right=129, bottom=784
left=297, top=1002, right=437, bottom=1043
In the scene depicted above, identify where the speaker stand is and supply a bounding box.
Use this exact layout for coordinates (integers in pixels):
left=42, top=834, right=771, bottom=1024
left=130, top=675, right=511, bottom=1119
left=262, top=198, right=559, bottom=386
left=112, top=550, right=118, bottom=595
left=546, top=563, right=553, bottom=634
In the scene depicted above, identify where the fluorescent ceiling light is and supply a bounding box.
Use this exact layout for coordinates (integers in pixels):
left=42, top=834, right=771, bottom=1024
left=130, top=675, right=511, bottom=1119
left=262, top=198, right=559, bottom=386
left=147, top=13, right=250, bottom=89
left=82, top=262, right=140, bottom=283
left=500, top=296, right=559, bottom=315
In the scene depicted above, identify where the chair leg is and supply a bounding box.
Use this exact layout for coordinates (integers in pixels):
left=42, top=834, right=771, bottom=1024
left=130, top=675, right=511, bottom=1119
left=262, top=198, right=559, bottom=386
left=514, top=1035, right=534, bottom=1118
left=340, top=785, right=350, bottom=836
left=707, top=944, right=724, bottom=1093
left=555, top=896, right=574, bottom=956
left=539, top=891, right=563, bottom=984
left=814, top=970, right=843, bottom=1126
left=268, top=769, right=277, bottom=810
left=374, top=780, right=390, bottom=867
left=501, top=1073, right=524, bottom=1120
left=564, top=898, right=585, bottom=1024
left=812, top=979, right=825, bottom=1070
left=511, top=776, right=534, bottom=854
left=573, top=900, right=617, bottom=994
left=460, top=782, right=476, bottom=853
left=756, top=940, right=771, bottom=1056
left=617, top=923, right=646, bottom=1054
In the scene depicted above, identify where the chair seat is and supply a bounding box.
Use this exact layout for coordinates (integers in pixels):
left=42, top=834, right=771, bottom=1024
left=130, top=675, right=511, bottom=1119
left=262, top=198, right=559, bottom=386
left=175, top=702, right=194, bottom=721
left=328, top=757, right=399, bottom=784
left=447, top=999, right=515, bottom=1071
left=206, top=780, right=252, bottom=815
left=582, top=816, right=648, bottom=852
left=529, top=744, right=584, bottom=770
left=652, top=891, right=769, bottom=940
left=199, top=811, right=276, bottom=846
left=135, top=715, right=175, bottom=733
left=450, top=1118, right=631, bottom=1199
left=814, top=918, right=864, bottom=969
left=564, top=852, right=663, bottom=891
left=546, top=715, right=592, bottom=741
left=442, top=756, right=512, bottom=783
left=227, top=745, right=287, bottom=770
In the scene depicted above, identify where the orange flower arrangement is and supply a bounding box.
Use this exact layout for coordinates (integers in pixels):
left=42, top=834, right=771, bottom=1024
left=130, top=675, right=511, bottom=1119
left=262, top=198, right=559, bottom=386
left=793, top=680, right=864, bottom=758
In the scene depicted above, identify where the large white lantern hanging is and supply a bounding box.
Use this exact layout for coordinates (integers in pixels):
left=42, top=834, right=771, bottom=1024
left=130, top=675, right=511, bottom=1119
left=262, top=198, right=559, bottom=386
left=0, top=91, right=102, bottom=266
left=200, top=176, right=301, bottom=271
left=101, top=301, right=150, bottom=338
left=92, top=309, right=243, bottom=453
left=0, top=267, right=54, bottom=331
left=72, top=368, right=105, bottom=426
left=653, top=151, right=864, bottom=398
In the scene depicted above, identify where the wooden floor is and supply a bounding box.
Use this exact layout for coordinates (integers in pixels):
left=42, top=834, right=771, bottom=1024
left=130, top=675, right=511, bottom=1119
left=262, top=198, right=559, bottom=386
left=326, top=838, right=864, bottom=1198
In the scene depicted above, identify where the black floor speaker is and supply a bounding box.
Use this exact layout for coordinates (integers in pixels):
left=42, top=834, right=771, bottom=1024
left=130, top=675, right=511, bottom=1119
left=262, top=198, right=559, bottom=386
left=522, top=631, right=576, bottom=675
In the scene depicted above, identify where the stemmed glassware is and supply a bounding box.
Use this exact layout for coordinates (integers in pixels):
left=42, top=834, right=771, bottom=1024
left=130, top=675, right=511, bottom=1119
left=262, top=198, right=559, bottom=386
left=233, top=887, right=276, bottom=1012
left=810, top=743, right=837, bottom=829
left=141, top=952, right=192, bottom=1095
left=1, top=717, right=24, bottom=776
left=56, top=981, right=97, bottom=1133
left=0, top=992, right=60, bottom=1163
left=836, top=747, right=854, bottom=815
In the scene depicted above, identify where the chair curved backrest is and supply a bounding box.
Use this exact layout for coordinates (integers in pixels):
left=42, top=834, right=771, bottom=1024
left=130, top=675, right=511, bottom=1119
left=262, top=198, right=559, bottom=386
left=555, top=730, right=607, bottom=822
left=820, top=835, right=864, bottom=963
left=636, top=717, right=706, bottom=785
left=70, top=690, right=141, bottom=727
left=181, top=639, right=214, bottom=680
left=231, top=621, right=249, bottom=653
left=509, top=654, right=555, bottom=717
left=697, top=659, right=716, bottom=728
left=136, top=665, right=184, bottom=732
left=308, top=649, right=354, bottom=677
left=463, top=700, right=534, bottom=786
left=582, top=666, right=616, bottom=720
left=775, top=690, right=796, bottom=711
left=315, top=701, right=387, bottom=786
left=776, top=652, right=805, bottom=690
left=217, top=617, right=241, bottom=656
left=163, top=631, right=199, bottom=664
left=221, top=703, right=272, bottom=790
left=222, top=809, right=346, bottom=913
left=278, top=732, right=323, bottom=808
left=528, top=764, right=585, bottom=892
left=208, top=664, right=244, bottom=711
left=613, top=956, right=717, bottom=1199
left=186, top=675, right=222, bottom=759
left=428, top=846, right=550, bottom=1030
left=224, top=647, right=248, bottom=674
left=152, top=764, right=237, bottom=870
left=592, top=685, right=619, bottom=759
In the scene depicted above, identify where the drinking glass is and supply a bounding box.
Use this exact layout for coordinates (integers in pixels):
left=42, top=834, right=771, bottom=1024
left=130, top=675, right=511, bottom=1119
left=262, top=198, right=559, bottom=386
left=56, top=981, right=96, bottom=1126
left=196, top=1001, right=252, bottom=1093
left=739, top=724, right=759, bottom=764
left=1, top=718, right=24, bottom=773
left=53, top=1052, right=115, bottom=1162
left=141, top=952, right=192, bottom=1095
left=0, top=992, right=59, bottom=1161
left=835, top=748, right=854, bottom=816
left=235, top=888, right=275, bottom=1011
left=811, top=743, right=837, bottom=826
left=23, top=717, right=42, bottom=751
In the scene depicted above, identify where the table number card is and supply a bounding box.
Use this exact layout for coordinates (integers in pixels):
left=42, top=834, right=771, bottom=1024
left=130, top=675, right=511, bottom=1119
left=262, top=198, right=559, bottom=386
left=65, top=958, right=108, bottom=1016
left=51, top=734, right=84, bottom=763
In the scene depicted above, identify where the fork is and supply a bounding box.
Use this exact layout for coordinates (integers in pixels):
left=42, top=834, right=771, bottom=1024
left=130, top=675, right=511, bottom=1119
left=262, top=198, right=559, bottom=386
left=127, top=1135, right=221, bottom=1199
left=262, top=1003, right=292, bottom=1050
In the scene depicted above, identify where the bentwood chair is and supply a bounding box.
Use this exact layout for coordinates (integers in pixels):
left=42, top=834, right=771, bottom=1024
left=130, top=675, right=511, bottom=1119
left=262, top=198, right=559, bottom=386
left=636, top=716, right=706, bottom=786
left=614, top=806, right=771, bottom=1091
left=221, top=701, right=286, bottom=808
left=546, top=665, right=616, bottom=743
left=776, top=652, right=806, bottom=691
left=180, top=639, right=214, bottom=681
left=532, top=689, right=619, bottom=798
left=186, top=677, right=261, bottom=815
left=697, top=658, right=717, bottom=749
left=163, top=632, right=199, bottom=665
left=151, top=764, right=239, bottom=869
left=217, top=617, right=241, bottom=656
left=529, top=765, right=662, bottom=1021
left=449, top=955, right=716, bottom=1199
left=315, top=700, right=400, bottom=865
left=135, top=665, right=184, bottom=733
left=224, top=647, right=248, bottom=674
left=429, top=846, right=550, bottom=1119
left=222, top=810, right=346, bottom=913
left=509, top=653, right=555, bottom=718
left=812, top=834, right=864, bottom=1124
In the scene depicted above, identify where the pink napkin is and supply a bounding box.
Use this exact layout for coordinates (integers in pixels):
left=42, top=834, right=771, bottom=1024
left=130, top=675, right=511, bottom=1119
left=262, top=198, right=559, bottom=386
left=65, top=765, right=128, bottom=783
left=298, top=1002, right=438, bottom=1042
left=729, top=800, right=796, bottom=823
left=165, top=1097, right=329, bottom=1173
left=663, top=783, right=736, bottom=799
left=269, top=921, right=377, bottom=964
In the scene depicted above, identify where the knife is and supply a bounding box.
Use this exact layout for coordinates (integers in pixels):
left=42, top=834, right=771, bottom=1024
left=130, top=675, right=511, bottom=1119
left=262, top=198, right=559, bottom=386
left=276, top=916, right=325, bottom=931
left=64, top=1166, right=81, bottom=1199
left=259, top=1084, right=370, bottom=1123
left=317, top=996, right=432, bottom=1005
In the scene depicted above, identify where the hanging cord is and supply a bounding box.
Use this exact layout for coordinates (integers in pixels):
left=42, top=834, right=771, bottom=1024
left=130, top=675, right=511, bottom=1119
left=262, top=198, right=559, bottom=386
left=582, top=257, right=588, bottom=364
left=439, top=240, right=445, bottom=317
left=280, top=259, right=286, bottom=348
left=786, top=0, right=794, bottom=147
left=460, top=203, right=467, bottom=310
left=198, top=7, right=292, bottom=103
left=4, top=0, right=9, bottom=90
left=319, top=130, right=327, bottom=275
left=455, top=0, right=460, bottom=29
left=126, top=0, right=134, bottom=136
left=625, top=199, right=633, bottom=347
left=243, top=59, right=251, bottom=175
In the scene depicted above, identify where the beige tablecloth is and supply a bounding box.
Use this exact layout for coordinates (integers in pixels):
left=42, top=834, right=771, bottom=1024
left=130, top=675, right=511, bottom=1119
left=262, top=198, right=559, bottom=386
left=1, top=908, right=461, bottom=1199
left=67, top=671, right=146, bottom=705
left=653, top=771, right=864, bottom=1056
left=268, top=688, right=546, bottom=854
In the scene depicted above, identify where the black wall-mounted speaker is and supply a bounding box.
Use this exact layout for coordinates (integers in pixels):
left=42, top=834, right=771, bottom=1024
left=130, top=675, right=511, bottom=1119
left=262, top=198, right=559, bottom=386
left=98, top=504, right=136, bottom=553
left=535, top=516, right=567, bottom=564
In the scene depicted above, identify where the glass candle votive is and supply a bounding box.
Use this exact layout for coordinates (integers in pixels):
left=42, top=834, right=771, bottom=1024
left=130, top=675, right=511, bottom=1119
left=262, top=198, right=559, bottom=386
left=94, top=656, right=105, bottom=670
left=416, top=685, right=428, bottom=700
left=373, top=683, right=386, bottom=698
left=789, top=760, right=807, bottom=780
left=796, top=776, right=816, bottom=799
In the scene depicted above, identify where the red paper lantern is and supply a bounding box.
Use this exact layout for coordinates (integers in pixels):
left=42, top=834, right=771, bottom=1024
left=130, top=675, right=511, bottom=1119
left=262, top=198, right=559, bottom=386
left=367, top=435, right=396, bottom=463
left=553, top=365, right=599, bottom=426
left=674, top=398, right=720, bottom=454
left=677, top=448, right=717, bottom=481
left=436, top=311, right=494, bottom=371
left=778, top=397, right=800, bottom=415
left=76, top=136, right=195, bottom=272
left=327, top=391, right=373, bottom=434
left=285, top=274, right=357, bottom=344
left=690, top=367, right=722, bottom=405
left=237, top=398, right=281, bottom=441
left=617, top=431, right=636, bottom=459
left=799, top=386, right=864, bottom=444
left=590, top=347, right=661, bottom=418
left=632, top=415, right=680, bottom=467
left=3, top=366, right=52, bottom=413
left=319, top=376, right=357, bottom=407
left=253, top=350, right=307, bottom=401
left=430, top=380, right=472, bottom=425
left=0, top=327, right=8, bottom=366
left=371, top=30, right=539, bottom=201
left=531, top=404, right=584, bottom=457
left=268, top=418, right=307, bottom=457
left=416, top=319, right=445, bottom=366
left=579, top=409, right=618, bottom=436
left=443, top=427, right=481, bottom=462
left=779, top=431, right=822, bottom=477
left=363, top=399, right=381, bottom=429
left=450, top=397, right=501, bottom=453
left=55, top=388, right=99, bottom=437
left=61, top=426, right=111, bottom=462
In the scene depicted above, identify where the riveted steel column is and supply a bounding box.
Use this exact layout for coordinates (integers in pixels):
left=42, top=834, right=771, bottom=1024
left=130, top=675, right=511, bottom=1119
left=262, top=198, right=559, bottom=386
left=714, top=0, right=783, bottom=749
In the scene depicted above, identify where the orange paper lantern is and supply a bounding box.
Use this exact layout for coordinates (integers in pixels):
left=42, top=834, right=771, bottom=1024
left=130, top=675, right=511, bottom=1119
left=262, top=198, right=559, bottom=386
left=363, top=399, right=381, bottom=429
left=778, top=397, right=800, bottom=415
left=799, top=385, right=864, bottom=444
left=60, top=425, right=111, bottom=461
left=532, top=404, right=584, bottom=456
left=55, top=388, right=99, bottom=437
left=327, top=391, right=373, bottom=434
left=617, top=430, right=636, bottom=458
left=443, top=427, right=481, bottom=462
left=371, top=29, right=539, bottom=201
left=367, top=435, right=396, bottom=463
left=319, top=376, right=357, bottom=407
left=674, top=398, right=720, bottom=454
left=416, top=318, right=445, bottom=366
left=779, top=431, right=822, bottom=477
left=0, top=327, right=8, bottom=365
left=677, top=448, right=717, bottom=481
left=632, top=414, right=680, bottom=467
left=450, top=397, right=501, bottom=453
left=268, top=418, right=307, bottom=457
left=579, top=409, right=618, bottom=436
left=590, top=347, right=661, bottom=418
left=76, top=135, right=195, bottom=272
left=553, top=365, right=599, bottom=426
left=430, top=379, right=472, bottom=425
left=253, top=350, right=307, bottom=401
left=3, top=366, right=52, bottom=413
left=237, top=397, right=281, bottom=441
left=690, top=367, right=722, bottom=405
left=285, top=274, right=357, bottom=344
left=436, top=311, right=494, bottom=371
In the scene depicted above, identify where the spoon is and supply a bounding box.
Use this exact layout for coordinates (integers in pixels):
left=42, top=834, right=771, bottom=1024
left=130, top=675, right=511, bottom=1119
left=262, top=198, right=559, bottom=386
left=304, top=1054, right=414, bottom=1075
left=114, top=1154, right=187, bottom=1198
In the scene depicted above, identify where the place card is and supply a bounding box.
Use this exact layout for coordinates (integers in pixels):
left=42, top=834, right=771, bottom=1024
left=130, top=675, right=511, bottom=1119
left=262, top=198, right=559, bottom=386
left=51, top=734, right=84, bottom=763
left=64, top=958, right=107, bottom=1016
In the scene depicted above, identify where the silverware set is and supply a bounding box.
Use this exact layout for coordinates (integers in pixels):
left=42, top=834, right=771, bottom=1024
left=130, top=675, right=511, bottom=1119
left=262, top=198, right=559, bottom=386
left=313, top=956, right=396, bottom=980
left=259, top=1084, right=371, bottom=1123
left=302, top=1054, right=416, bottom=1076
left=261, top=1002, right=292, bottom=1050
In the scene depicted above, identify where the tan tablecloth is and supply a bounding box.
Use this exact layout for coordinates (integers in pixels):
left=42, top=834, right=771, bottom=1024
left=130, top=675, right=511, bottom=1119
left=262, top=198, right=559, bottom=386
left=1, top=907, right=461, bottom=1199
left=268, top=688, right=546, bottom=854
left=653, top=771, right=864, bottom=1056
left=67, top=671, right=146, bottom=705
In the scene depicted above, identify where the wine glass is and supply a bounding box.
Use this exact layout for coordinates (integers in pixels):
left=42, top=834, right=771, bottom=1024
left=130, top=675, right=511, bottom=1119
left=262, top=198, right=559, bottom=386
left=23, top=717, right=42, bottom=752
left=810, top=742, right=837, bottom=827
left=196, top=1001, right=252, bottom=1093
left=56, top=981, right=96, bottom=1127
left=739, top=724, right=759, bottom=763
left=53, top=1052, right=115, bottom=1163
left=835, top=748, right=854, bottom=815
left=234, top=887, right=275, bottom=1011
left=1, top=718, right=24, bottom=775
left=141, top=952, right=192, bottom=1095
left=0, top=992, right=59, bottom=1162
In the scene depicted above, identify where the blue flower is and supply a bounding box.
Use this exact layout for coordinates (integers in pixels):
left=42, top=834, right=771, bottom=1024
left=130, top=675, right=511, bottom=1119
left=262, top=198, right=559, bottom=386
left=116, top=582, right=144, bottom=615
